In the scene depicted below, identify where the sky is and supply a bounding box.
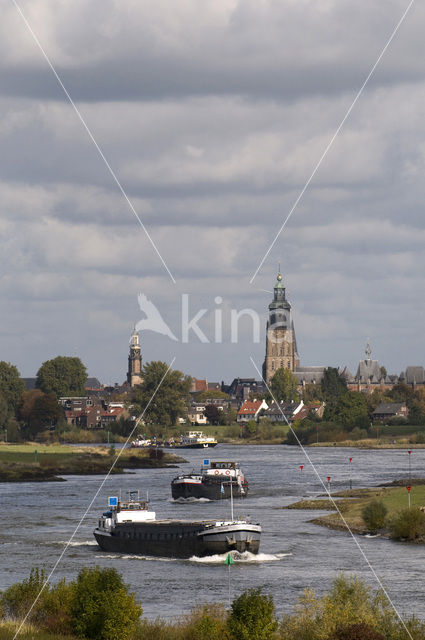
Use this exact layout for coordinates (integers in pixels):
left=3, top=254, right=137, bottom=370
left=1, top=0, right=425, bottom=385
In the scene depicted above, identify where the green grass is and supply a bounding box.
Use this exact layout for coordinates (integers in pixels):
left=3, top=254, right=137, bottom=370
left=0, top=444, right=185, bottom=482
left=305, top=485, right=425, bottom=534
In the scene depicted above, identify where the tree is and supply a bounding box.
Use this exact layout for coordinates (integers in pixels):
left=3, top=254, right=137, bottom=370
left=362, top=500, right=387, bottom=534
left=321, top=367, right=348, bottom=401
left=71, top=566, right=142, bottom=640
left=19, top=390, right=63, bottom=439
left=387, top=383, right=414, bottom=405
left=389, top=508, right=425, bottom=541
left=205, top=404, right=220, bottom=425
left=328, top=622, right=385, bottom=640
left=323, top=392, right=369, bottom=429
left=302, top=383, right=323, bottom=403
left=130, top=361, right=191, bottom=427
left=220, top=406, right=237, bottom=425
left=0, top=392, right=9, bottom=426
left=407, top=402, right=425, bottom=426
left=228, top=588, right=278, bottom=640
left=0, top=361, right=25, bottom=417
left=270, top=368, right=298, bottom=402
left=36, top=356, right=87, bottom=398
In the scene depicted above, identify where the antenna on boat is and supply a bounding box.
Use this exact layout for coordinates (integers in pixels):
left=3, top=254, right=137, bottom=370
left=230, top=478, right=234, bottom=521
left=146, top=490, right=149, bottom=504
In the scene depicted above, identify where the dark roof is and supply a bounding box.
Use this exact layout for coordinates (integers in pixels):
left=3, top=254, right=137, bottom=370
left=264, top=401, right=298, bottom=416
left=294, top=366, right=325, bottom=384
left=356, top=359, right=382, bottom=383
left=85, top=377, right=102, bottom=389
left=373, top=403, right=405, bottom=415
left=404, top=366, right=425, bottom=384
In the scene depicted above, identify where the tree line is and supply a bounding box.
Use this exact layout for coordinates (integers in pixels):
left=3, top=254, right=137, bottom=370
left=1, top=567, right=423, bottom=640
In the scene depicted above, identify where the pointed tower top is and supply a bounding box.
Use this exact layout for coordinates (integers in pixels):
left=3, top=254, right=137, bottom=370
left=365, top=338, right=372, bottom=360
left=276, top=261, right=283, bottom=281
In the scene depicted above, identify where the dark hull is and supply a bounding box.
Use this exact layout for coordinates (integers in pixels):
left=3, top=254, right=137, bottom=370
left=171, top=479, right=248, bottom=501
left=176, top=442, right=218, bottom=449
left=94, top=520, right=260, bottom=558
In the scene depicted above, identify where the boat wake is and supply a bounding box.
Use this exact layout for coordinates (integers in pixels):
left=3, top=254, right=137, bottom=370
left=95, top=554, right=178, bottom=562
left=190, top=551, right=292, bottom=564
left=169, top=497, right=211, bottom=503
left=53, top=540, right=98, bottom=547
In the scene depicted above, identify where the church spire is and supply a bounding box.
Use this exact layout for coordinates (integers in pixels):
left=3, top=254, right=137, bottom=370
left=365, top=338, right=372, bottom=360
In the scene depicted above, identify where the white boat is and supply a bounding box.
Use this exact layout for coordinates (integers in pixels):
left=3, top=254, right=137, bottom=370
left=178, top=431, right=218, bottom=449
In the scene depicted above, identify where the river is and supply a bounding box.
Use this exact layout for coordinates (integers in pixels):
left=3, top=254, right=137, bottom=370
left=1, top=444, right=423, bottom=620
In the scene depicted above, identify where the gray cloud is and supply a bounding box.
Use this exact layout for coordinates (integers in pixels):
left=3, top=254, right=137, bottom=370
left=1, top=0, right=425, bottom=382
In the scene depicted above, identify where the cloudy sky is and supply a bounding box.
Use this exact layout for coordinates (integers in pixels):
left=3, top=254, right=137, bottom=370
left=1, top=0, right=425, bottom=384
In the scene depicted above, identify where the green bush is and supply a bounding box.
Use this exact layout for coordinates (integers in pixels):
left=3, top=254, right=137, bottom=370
left=349, top=427, right=368, bottom=441
left=71, top=566, right=142, bottom=640
left=1, top=568, right=73, bottom=634
left=389, top=507, right=425, bottom=541
left=228, top=588, right=278, bottom=640
left=361, top=500, right=388, bottom=533
left=135, top=618, right=180, bottom=640
left=2, top=568, right=48, bottom=624
left=180, top=603, right=229, bottom=640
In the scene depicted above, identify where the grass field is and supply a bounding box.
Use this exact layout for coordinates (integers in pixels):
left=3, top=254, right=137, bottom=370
left=0, top=443, right=185, bottom=482
left=287, top=484, right=425, bottom=534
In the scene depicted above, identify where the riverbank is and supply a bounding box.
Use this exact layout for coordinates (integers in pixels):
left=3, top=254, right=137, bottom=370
left=310, top=439, right=425, bottom=449
left=0, top=443, right=186, bottom=482
left=284, top=483, right=425, bottom=538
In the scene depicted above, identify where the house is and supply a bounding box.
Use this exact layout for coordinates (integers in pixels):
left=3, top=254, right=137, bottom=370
left=59, top=396, right=98, bottom=411
left=101, top=406, right=126, bottom=427
left=292, top=402, right=325, bottom=421
left=262, top=400, right=304, bottom=423
left=190, top=378, right=208, bottom=393
left=187, top=404, right=207, bottom=425
left=373, top=403, right=409, bottom=422
left=237, top=399, right=268, bottom=423
left=224, top=378, right=266, bottom=401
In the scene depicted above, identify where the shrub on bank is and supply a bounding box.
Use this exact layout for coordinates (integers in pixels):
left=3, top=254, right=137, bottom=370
left=228, top=588, right=278, bottom=640
left=1, top=567, right=141, bottom=640
left=3, top=571, right=425, bottom=640
left=388, top=507, right=425, bottom=541
left=71, top=566, right=141, bottom=640
left=361, top=499, right=388, bottom=533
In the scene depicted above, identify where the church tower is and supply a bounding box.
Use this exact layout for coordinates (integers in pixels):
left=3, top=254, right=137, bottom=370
left=127, top=329, right=143, bottom=387
left=263, top=268, right=299, bottom=384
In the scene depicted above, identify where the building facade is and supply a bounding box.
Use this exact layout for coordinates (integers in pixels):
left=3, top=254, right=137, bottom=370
left=127, top=329, right=143, bottom=387
left=263, top=269, right=300, bottom=385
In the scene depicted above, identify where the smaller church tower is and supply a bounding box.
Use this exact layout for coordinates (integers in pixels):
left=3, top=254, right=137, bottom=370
left=263, top=267, right=300, bottom=385
left=127, top=329, right=143, bottom=387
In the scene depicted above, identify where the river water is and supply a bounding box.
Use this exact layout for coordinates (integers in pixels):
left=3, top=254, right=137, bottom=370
left=1, top=445, right=424, bottom=620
